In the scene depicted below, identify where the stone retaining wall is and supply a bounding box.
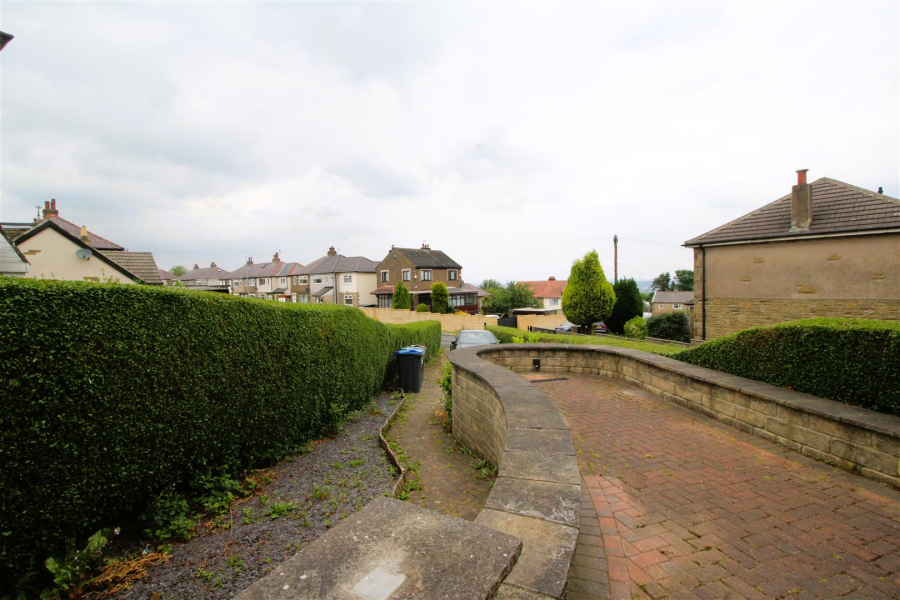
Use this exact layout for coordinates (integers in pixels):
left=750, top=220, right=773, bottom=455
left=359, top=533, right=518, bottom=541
left=449, top=348, right=582, bottom=599
left=359, top=307, right=498, bottom=331
left=470, top=344, right=900, bottom=489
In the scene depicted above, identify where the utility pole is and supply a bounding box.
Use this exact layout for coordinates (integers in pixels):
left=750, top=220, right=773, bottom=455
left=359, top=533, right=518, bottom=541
left=613, top=234, right=618, bottom=283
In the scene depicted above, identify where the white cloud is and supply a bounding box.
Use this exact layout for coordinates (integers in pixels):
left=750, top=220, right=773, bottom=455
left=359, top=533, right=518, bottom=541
left=1, top=1, right=897, bottom=284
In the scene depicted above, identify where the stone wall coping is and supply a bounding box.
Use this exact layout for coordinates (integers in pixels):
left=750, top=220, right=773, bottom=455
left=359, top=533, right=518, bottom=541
left=474, top=344, right=900, bottom=441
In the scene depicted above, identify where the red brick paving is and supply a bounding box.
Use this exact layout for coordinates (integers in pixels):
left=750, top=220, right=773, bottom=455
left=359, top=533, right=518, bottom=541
left=527, top=373, right=900, bottom=599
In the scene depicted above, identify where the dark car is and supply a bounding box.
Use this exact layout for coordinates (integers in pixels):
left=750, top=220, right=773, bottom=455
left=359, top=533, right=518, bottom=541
left=554, top=321, right=577, bottom=333
left=450, top=330, right=499, bottom=350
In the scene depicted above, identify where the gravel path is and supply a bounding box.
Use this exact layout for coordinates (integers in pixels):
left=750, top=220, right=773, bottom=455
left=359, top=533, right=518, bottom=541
left=115, top=394, right=399, bottom=599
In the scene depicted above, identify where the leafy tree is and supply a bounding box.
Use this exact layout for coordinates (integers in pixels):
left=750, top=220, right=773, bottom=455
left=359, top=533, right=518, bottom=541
left=170, top=265, right=188, bottom=277
left=480, top=281, right=539, bottom=316
left=480, top=279, right=502, bottom=291
left=605, top=278, right=643, bottom=334
left=562, top=250, right=616, bottom=333
left=646, top=312, right=691, bottom=342
left=651, top=272, right=673, bottom=292
left=430, top=282, right=449, bottom=314
left=624, top=316, right=647, bottom=339
left=674, top=269, right=694, bottom=291
left=392, top=281, right=411, bottom=310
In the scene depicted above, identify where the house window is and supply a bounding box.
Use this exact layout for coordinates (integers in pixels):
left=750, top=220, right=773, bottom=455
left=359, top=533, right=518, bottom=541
left=344, top=295, right=354, bottom=305
left=248, top=279, right=256, bottom=287
left=381, top=270, right=389, bottom=283
left=378, top=295, right=393, bottom=309
left=317, top=296, right=324, bottom=304
left=658, top=304, right=664, bottom=309
left=551, top=298, right=560, bottom=306
left=278, top=297, right=286, bottom=303
left=258, top=294, right=265, bottom=299
left=673, top=303, right=682, bottom=309
left=448, top=270, right=457, bottom=281
left=299, top=294, right=309, bottom=303
left=292, top=294, right=297, bottom=302
left=422, top=269, right=432, bottom=281
left=300, top=276, right=308, bottom=284
left=280, top=277, right=286, bottom=285
left=313, top=276, right=323, bottom=284
left=343, top=275, right=352, bottom=284
left=402, top=269, right=411, bottom=281
left=259, top=278, right=268, bottom=285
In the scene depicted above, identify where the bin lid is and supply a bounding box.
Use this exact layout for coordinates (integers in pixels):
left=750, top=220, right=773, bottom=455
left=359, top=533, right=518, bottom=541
left=396, top=346, right=426, bottom=356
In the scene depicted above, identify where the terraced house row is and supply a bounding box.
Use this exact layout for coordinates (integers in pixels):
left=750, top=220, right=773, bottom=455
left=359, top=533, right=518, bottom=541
left=164, top=243, right=486, bottom=313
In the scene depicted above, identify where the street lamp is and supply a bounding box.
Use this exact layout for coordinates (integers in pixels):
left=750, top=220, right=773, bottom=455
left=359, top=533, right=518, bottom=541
left=0, top=31, right=14, bottom=52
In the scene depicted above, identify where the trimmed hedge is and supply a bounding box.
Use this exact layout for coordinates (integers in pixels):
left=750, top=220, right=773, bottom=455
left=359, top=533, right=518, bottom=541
left=646, top=311, right=691, bottom=342
left=673, top=318, right=900, bottom=416
left=0, top=278, right=439, bottom=586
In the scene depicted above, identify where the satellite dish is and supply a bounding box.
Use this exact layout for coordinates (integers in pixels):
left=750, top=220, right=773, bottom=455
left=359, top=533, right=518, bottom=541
left=75, top=248, right=93, bottom=260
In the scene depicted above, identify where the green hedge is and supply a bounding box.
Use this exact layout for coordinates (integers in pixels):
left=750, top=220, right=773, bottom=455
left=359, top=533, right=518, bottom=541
left=486, top=325, right=683, bottom=356
left=0, top=278, right=440, bottom=586
left=673, top=318, right=900, bottom=416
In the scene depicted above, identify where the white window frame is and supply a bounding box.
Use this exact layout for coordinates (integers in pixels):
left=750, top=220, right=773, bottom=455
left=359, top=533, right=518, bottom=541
left=299, top=276, right=308, bottom=284
left=299, top=294, right=309, bottom=303
left=402, top=269, right=411, bottom=281
left=313, top=275, right=324, bottom=284
left=448, top=270, right=457, bottom=281
left=259, top=278, right=268, bottom=285
left=280, top=277, right=287, bottom=285
left=381, top=270, right=389, bottom=283
left=422, top=269, right=433, bottom=281
left=658, top=303, right=665, bottom=309
left=343, top=275, right=352, bottom=284
left=344, top=295, right=354, bottom=305
left=552, top=298, right=560, bottom=306
left=673, top=303, right=682, bottom=309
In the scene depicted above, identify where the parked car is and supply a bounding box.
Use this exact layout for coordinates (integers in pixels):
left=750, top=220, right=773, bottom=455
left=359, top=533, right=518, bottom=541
left=554, top=321, right=577, bottom=333
left=450, top=330, right=499, bottom=350
left=593, top=322, right=608, bottom=334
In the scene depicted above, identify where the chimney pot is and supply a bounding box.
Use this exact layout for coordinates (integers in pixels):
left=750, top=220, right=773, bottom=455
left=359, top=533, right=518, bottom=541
left=878, top=187, right=883, bottom=194
left=51, top=198, right=57, bottom=211
left=210, top=261, right=216, bottom=267
left=549, top=276, right=555, bottom=281
left=80, top=225, right=90, bottom=244
left=327, top=246, right=336, bottom=257
left=273, top=252, right=280, bottom=262
left=44, top=201, right=50, bottom=210
left=797, top=169, right=808, bottom=185
left=194, top=264, right=199, bottom=270
left=247, top=257, right=253, bottom=265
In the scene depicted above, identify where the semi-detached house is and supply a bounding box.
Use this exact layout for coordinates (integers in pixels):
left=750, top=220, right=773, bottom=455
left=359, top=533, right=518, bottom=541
left=372, top=244, right=480, bottom=313
left=224, top=253, right=304, bottom=302
left=295, top=247, right=379, bottom=307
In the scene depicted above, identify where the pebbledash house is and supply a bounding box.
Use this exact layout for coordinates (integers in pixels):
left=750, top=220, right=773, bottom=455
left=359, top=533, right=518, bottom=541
left=684, top=170, right=900, bottom=340
left=371, top=244, right=480, bottom=313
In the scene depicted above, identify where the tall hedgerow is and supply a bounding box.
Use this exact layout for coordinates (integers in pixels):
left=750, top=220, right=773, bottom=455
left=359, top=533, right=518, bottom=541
left=0, top=278, right=439, bottom=587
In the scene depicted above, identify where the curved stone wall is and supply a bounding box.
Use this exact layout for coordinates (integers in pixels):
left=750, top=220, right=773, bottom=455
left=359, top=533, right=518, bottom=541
left=449, top=347, right=582, bottom=599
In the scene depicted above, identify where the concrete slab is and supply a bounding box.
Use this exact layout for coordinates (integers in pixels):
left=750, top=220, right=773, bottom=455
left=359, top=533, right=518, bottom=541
left=485, top=478, right=581, bottom=528
left=505, top=411, right=568, bottom=431
left=476, top=509, right=578, bottom=599
left=505, top=428, right=575, bottom=455
left=499, top=451, right=581, bottom=486
left=233, top=497, right=521, bottom=600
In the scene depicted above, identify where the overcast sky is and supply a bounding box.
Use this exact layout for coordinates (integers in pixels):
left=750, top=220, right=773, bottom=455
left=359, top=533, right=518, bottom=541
left=1, top=1, right=897, bottom=284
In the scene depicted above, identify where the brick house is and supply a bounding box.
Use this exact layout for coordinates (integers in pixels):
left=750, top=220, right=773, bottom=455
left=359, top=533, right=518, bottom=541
left=224, top=253, right=303, bottom=301
left=372, top=244, right=479, bottom=313
left=520, top=277, right=566, bottom=314
left=12, top=199, right=162, bottom=285
left=294, top=247, right=379, bottom=307
left=684, top=170, right=900, bottom=340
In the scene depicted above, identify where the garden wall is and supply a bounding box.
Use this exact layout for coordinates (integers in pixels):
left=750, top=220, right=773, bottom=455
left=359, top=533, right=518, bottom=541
left=515, top=314, right=568, bottom=331
left=449, top=348, right=581, bottom=599
left=473, top=344, right=900, bottom=489
left=359, top=307, right=498, bottom=331
left=0, top=279, right=441, bottom=586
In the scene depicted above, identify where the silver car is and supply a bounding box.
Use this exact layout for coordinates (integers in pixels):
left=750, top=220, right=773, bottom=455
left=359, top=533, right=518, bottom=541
left=450, top=330, right=500, bottom=350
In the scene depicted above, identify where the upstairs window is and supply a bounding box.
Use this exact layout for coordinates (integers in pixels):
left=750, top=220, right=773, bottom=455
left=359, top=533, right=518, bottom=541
left=300, top=276, right=308, bottom=284
left=259, top=278, right=268, bottom=285
left=313, top=276, right=324, bottom=284
left=402, top=269, right=411, bottom=281
left=422, top=269, right=433, bottom=281
left=673, top=303, right=682, bottom=309
left=381, top=271, right=389, bottom=283
left=280, top=277, right=287, bottom=285
left=448, top=270, right=457, bottom=281
left=343, top=275, right=352, bottom=284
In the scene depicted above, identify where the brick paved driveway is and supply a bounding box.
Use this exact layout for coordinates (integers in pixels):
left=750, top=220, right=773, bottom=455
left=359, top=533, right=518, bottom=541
left=527, top=373, right=900, bottom=600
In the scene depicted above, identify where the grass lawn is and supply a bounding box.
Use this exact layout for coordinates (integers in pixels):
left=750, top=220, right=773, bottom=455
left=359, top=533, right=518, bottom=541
left=486, top=325, right=684, bottom=356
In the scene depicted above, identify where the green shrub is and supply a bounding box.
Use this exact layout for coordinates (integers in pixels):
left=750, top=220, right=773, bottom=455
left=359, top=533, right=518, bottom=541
left=416, top=303, right=429, bottom=312
left=486, top=325, right=682, bottom=356
left=430, top=282, right=449, bottom=314
left=0, top=278, right=440, bottom=588
left=606, top=278, right=644, bottom=334
left=646, top=311, right=691, bottom=342
left=392, top=282, right=411, bottom=310
left=624, top=316, right=647, bottom=340
left=674, top=318, right=900, bottom=415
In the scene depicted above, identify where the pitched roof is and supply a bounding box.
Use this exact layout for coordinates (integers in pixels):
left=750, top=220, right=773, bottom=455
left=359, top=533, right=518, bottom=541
left=393, top=247, right=462, bottom=269
left=225, top=260, right=293, bottom=279
left=520, top=279, right=567, bottom=299
left=14, top=215, right=126, bottom=250
left=652, top=291, right=694, bottom=304
left=100, top=251, right=163, bottom=285
left=158, top=269, right=177, bottom=281
left=461, top=282, right=491, bottom=298
left=1, top=226, right=30, bottom=274
left=179, top=263, right=233, bottom=281
left=298, top=254, right=379, bottom=275
left=684, top=178, right=900, bottom=246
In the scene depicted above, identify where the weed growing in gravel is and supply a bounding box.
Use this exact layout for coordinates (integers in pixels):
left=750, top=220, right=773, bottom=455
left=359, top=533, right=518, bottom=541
left=312, top=484, right=331, bottom=500
left=296, top=513, right=310, bottom=528
left=267, top=501, right=298, bottom=520
left=197, top=568, right=214, bottom=580
left=241, top=508, right=260, bottom=526
left=259, top=495, right=270, bottom=506
left=330, top=461, right=345, bottom=470
left=347, top=459, right=365, bottom=468
left=225, top=555, right=244, bottom=573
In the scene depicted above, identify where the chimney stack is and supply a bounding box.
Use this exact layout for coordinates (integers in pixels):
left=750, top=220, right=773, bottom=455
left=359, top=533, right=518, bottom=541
left=210, top=261, right=217, bottom=268
left=42, top=199, right=60, bottom=219
left=80, top=225, right=91, bottom=244
left=327, top=246, right=337, bottom=257
left=247, top=257, right=253, bottom=265
left=421, top=242, right=430, bottom=250
left=549, top=276, right=556, bottom=281
left=878, top=187, right=883, bottom=194
left=791, top=169, right=812, bottom=231
left=194, top=264, right=199, bottom=270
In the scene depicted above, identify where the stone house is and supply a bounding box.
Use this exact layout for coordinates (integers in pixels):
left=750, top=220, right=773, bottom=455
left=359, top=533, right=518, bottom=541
left=178, top=261, right=232, bottom=293
left=372, top=244, right=479, bottom=313
left=650, top=291, right=694, bottom=316
left=684, top=170, right=900, bottom=340
left=12, top=200, right=162, bottom=285
left=225, top=253, right=302, bottom=301
left=295, top=247, right=379, bottom=307
left=520, top=277, right=566, bottom=314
